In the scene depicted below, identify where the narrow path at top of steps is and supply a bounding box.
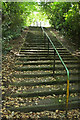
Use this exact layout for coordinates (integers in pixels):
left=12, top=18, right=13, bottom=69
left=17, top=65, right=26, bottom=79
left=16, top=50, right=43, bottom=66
left=4, top=27, right=80, bottom=120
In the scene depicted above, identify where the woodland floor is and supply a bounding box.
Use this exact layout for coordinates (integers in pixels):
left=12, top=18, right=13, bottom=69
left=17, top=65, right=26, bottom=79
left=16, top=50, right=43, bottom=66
left=2, top=28, right=80, bottom=120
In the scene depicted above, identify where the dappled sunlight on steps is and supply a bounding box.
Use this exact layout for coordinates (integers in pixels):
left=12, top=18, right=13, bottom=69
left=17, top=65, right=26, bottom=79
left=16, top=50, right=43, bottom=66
left=6, top=27, right=80, bottom=119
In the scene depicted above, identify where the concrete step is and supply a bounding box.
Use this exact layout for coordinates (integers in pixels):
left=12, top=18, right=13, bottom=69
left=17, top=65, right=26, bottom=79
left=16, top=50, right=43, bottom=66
left=16, top=57, right=76, bottom=61
left=14, top=65, right=79, bottom=71
left=19, top=52, right=70, bottom=55
left=20, top=48, right=67, bottom=52
left=8, top=87, right=80, bottom=98
left=13, top=71, right=80, bottom=78
left=15, top=55, right=73, bottom=58
left=8, top=97, right=80, bottom=112
left=15, top=61, right=80, bottom=65
left=21, top=48, right=65, bottom=50
left=11, top=77, right=80, bottom=86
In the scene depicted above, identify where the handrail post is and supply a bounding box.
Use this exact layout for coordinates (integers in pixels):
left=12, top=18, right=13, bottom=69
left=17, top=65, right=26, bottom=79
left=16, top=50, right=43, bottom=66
left=66, top=73, right=69, bottom=118
left=53, top=50, right=56, bottom=76
left=48, top=39, right=49, bottom=56
left=44, top=32, right=46, bottom=46
left=45, top=34, right=46, bottom=46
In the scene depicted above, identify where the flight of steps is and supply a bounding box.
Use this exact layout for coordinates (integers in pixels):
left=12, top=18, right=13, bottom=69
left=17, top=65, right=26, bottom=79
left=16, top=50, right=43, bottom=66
left=6, top=27, right=80, bottom=118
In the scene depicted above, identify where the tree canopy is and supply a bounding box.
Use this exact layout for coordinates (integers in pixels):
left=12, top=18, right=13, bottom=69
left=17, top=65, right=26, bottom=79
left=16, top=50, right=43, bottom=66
left=40, top=2, right=80, bottom=41
left=2, top=2, right=39, bottom=52
left=2, top=2, right=80, bottom=53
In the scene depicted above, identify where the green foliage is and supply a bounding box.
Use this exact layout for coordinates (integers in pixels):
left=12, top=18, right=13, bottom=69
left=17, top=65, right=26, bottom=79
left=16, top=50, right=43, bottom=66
left=40, top=2, right=71, bottom=29
left=2, top=2, right=38, bottom=53
left=2, top=2, right=49, bottom=53
left=40, top=2, right=80, bottom=42
left=26, top=11, right=48, bottom=26
left=2, top=2, right=80, bottom=53
left=63, top=3, right=80, bottom=40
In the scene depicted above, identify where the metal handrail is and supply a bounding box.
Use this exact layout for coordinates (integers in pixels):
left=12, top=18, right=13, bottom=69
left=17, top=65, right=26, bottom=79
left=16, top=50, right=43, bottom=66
left=41, top=27, right=69, bottom=116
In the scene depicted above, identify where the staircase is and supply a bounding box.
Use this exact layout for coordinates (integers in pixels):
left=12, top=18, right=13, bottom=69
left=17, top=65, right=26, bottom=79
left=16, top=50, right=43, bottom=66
left=7, top=27, right=80, bottom=119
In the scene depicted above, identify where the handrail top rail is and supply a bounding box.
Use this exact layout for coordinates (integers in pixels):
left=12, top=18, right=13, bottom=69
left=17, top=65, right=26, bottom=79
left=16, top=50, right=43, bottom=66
left=41, top=27, right=69, bottom=79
